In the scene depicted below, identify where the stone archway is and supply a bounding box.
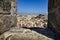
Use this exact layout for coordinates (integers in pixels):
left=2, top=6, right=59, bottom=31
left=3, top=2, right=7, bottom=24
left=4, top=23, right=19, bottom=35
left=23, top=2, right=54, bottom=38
left=48, top=0, right=60, bottom=35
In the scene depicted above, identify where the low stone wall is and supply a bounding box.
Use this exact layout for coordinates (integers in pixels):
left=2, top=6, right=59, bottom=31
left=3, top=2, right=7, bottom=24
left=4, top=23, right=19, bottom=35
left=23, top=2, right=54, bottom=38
left=0, top=28, right=53, bottom=40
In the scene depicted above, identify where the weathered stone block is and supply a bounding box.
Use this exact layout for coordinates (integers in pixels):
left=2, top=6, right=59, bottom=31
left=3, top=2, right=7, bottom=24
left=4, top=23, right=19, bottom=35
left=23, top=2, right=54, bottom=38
left=0, top=15, right=17, bottom=34
left=0, top=0, right=17, bottom=34
left=0, top=28, right=53, bottom=40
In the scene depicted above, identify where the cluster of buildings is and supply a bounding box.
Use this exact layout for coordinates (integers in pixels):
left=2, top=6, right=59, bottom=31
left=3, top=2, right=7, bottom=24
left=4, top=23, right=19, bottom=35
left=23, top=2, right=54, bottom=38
left=17, top=15, right=47, bottom=28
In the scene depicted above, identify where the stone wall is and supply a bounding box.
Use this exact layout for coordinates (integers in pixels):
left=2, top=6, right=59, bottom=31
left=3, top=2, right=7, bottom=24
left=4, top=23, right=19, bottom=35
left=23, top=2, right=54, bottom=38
left=48, top=0, right=60, bottom=34
left=0, top=0, right=17, bottom=34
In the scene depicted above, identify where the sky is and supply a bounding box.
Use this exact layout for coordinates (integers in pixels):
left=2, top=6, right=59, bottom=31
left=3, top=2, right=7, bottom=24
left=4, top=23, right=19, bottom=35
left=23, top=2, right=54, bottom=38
left=17, top=0, right=48, bottom=14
